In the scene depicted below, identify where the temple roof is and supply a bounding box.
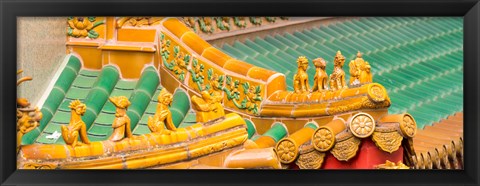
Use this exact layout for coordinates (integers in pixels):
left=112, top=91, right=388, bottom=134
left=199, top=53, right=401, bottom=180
left=23, top=59, right=196, bottom=145
left=220, top=17, right=463, bottom=128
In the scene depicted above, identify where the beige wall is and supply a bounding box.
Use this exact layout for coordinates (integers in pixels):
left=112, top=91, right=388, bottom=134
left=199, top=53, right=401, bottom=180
left=17, top=17, right=67, bottom=107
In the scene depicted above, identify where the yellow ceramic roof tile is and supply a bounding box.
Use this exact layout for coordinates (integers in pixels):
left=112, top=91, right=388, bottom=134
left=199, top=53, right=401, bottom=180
left=246, top=67, right=276, bottom=82
left=181, top=31, right=211, bottom=55
left=162, top=18, right=192, bottom=39
left=201, top=47, right=232, bottom=67
left=223, top=59, right=254, bottom=76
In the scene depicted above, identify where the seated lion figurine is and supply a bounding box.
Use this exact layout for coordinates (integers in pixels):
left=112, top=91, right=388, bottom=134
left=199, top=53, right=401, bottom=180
left=61, top=100, right=90, bottom=147
left=108, top=96, right=132, bottom=142
left=147, top=89, right=177, bottom=134
left=312, top=57, right=328, bottom=92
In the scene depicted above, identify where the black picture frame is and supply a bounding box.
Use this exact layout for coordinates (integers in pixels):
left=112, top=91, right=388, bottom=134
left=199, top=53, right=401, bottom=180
left=1, top=0, right=479, bottom=185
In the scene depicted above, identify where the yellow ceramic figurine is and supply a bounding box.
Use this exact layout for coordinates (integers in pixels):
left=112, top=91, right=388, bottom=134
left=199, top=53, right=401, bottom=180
left=147, top=89, right=177, bottom=133
left=16, top=101, right=42, bottom=152
left=293, top=56, right=310, bottom=93
left=16, top=70, right=42, bottom=152
left=61, top=100, right=91, bottom=147
left=109, top=96, right=132, bottom=141
left=329, top=51, right=347, bottom=91
left=312, top=57, right=328, bottom=92
left=192, top=79, right=225, bottom=122
left=349, top=51, right=372, bottom=85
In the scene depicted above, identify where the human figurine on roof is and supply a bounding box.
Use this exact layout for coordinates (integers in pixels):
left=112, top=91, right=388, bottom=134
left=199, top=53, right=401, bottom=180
left=312, top=57, right=329, bottom=92
left=349, top=51, right=372, bottom=85
left=147, top=89, right=177, bottom=134
left=109, top=96, right=132, bottom=141
left=192, top=87, right=225, bottom=123
left=329, top=51, right=347, bottom=91
left=293, top=56, right=310, bottom=93
left=61, top=100, right=91, bottom=147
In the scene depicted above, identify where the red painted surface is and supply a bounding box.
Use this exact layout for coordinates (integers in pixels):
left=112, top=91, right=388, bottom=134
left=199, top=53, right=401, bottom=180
left=322, top=138, right=403, bottom=169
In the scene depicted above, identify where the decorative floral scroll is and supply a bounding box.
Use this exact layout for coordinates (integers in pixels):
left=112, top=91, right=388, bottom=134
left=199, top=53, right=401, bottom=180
left=67, top=17, right=104, bottom=39
left=222, top=75, right=262, bottom=114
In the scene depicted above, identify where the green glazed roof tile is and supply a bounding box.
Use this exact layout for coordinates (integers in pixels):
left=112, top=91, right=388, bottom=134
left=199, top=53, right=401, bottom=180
left=102, top=101, right=116, bottom=114
left=79, top=69, right=101, bottom=77
left=50, top=111, right=71, bottom=124
left=139, top=113, right=152, bottom=124
left=145, top=103, right=157, bottom=114
left=22, top=128, right=41, bottom=145
left=115, top=80, right=138, bottom=90
left=35, top=133, right=59, bottom=144
left=65, top=87, right=90, bottom=100
left=42, top=122, right=63, bottom=134
left=87, top=135, right=109, bottom=142
left=72, top=75, right=97, bottom=88
left=152, top=89, right=161, bottom=102
left=182, top=111, right=197, bottom=123
left=88, top=124, right=113, bottom=135
left=94, top=113, right=115, bottom=125
left=222, top=17, right=463, bottom=128
left=58, top=100, right=72, bottom=112
left=133, top=124, right=151, bottom=135
left=110, top=88, right=134, bottom=97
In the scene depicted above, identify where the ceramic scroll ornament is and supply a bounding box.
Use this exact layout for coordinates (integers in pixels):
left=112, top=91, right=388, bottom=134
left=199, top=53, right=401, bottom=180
left=109, top=96, right=132, bottom=141
left=312, top=57, right=329, bottom=92
left=147, top=89, right=177, bottom=134
left=116, top=17, right=162, bottom=28
left=183, top=17, right=198, bottom=32
left=16, top=70, right=42, bottom=152
left=215, top=17, right=231, bottom=31
left=189, top=58, right=206, bottom=91
left=198, top=17, right=215, bottom=33
left=329, top=51, right=348, bottom=91
left=61, top=100, right=91, bottom=147
left=293, top=56, right=310, bottom=93
left=164, top=46, right=190, bottom=81
left=349, top=51, right=372, bottom=85
left=233, top=17, right=247, bottom=28
left=67, top=17, right=104, bottom=39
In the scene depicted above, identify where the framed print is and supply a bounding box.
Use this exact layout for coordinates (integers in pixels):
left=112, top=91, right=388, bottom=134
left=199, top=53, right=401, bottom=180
left=1, top=0, right=479, bottom=185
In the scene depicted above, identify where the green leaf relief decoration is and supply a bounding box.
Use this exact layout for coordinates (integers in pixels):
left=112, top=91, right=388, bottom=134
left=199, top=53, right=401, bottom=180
left=189, top=58, right=205, bottom=91
left=198, top=17, right=214, bottom=33
left=67, top=27, right=73, bottom=35
left=265, top=17, right=276, bottom=22
left=160, top=33, right=171, bottom=60
left=88, top=30, right=99, bottom=39
left=221, top=76, right=262, bottom=114
left=249, top=17, right=262, bottom=25
left=234, top=17, right=247, bottom=28
left=207, top=68, right=213, bottom=80
left=215, top=17, right=231, bottom=31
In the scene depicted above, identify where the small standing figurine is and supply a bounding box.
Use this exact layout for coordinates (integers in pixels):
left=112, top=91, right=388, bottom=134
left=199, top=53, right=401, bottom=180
left=361, top=62, right=372, bottom=83
left=329, top=51, right=347, bottom=91
left=108, top=96, right=132, bottom=142
left=147, top=89, right=177, bottom=134
left=192, top=91, right=225, bottom=123
left=349, top=51, right=372, bottom=85
left=293, top=56, right=310, bottom=93
left=312, top=57, right=329, bottom=92
left=61, top=100, right=91, bottom=147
